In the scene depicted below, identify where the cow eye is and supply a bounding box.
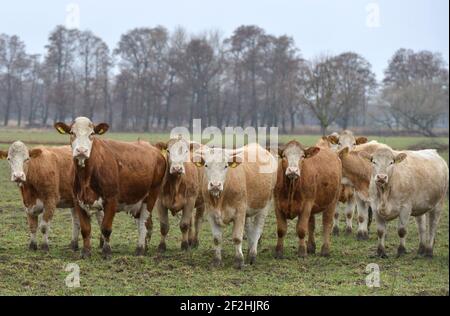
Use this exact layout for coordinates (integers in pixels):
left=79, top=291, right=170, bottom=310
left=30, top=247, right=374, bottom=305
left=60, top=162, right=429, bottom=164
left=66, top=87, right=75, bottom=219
left=204, top=164, right=208, bottom=168
left=224, top=165, right=228, bottom=169
left=390, top=161, right=394, bottom=165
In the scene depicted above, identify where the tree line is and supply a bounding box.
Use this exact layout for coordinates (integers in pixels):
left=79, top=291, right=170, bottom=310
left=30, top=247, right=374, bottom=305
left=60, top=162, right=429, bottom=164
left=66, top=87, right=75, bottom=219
left=0, top=25, right=448, bottom=135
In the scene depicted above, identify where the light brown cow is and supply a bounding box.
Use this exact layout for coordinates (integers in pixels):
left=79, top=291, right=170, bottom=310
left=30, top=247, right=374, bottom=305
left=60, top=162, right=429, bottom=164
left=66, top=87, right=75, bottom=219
left=359, top=147, right=448, bottom=258
left=154, top=138, right=204, bottom=251
left=274, top=140, right=342, bottom=258
left=194, top=143, right=277, bottom=269
left=0, top=141, right=94, bottom=251
left=54, top=117, right=166, bottom=259
left=338, top=141, right=394, bottom=239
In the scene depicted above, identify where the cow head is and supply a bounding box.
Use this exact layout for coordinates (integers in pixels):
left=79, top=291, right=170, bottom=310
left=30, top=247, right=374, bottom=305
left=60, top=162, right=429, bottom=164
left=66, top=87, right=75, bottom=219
left=54, top=117, right=109, bottom=167
left=0, top=141, right=42, bottom=184
left=328, top=130, right=368, bottom=151
left=278, top=140, right=320, bottom=180
left=359, top=148, right=407, bottom=188
left=193, top=146, right=243, bottom=198
left=156, top=137, right=191, bottom=176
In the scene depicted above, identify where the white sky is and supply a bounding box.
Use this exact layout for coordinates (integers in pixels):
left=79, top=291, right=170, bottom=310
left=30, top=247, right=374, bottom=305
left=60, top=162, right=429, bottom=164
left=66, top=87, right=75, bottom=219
left=0, top=0, right=448, bottom=81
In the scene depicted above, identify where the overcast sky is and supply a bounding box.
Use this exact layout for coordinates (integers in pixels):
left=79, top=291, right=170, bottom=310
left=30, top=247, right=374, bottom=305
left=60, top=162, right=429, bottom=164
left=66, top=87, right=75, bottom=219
left=1, top=0, right=448, bottom=81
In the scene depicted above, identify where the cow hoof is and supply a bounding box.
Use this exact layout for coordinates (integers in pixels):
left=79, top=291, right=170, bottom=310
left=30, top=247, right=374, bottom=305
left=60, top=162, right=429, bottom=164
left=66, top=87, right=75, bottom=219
left=102, top=245, right=112, bottom=260
left=28, top=241, right=38, bottom=251
left=234, top=257, right=244, bottom=270
left=357, top=231, right=369, bottom=241
left=345, top=227, right=352, bottom=235
left=69, top=241, right=79, bottom=251
left=40, top=243, right=49, bottom=252
left=424, top=248, right=433, bottom=258
left=81, top=248, right=91, bottom=259
left=135, top=246, right=145, bottom=256
left=307, top=243, right=316, bottom=255
left=417, top=244, right=426, bottom=256
left=274, top=250, right=284, bottom=259
left=396, top=246, right=407, bottom=257
left=248, top=255, right=257, bottom=265
left=181, top=241, right=189, bottom=251
left=99, top=238, right=104, bottom=249
left=332, top=226, right=339, bottom=236
left=297, top=246, right=307, bottom=258
left=189, top=239, right=199, bottom=249
left=320, top=246, right=330, bottom=257
left=377, top=247, right=388, bottom=259
left=157, top=242, right=167, bottom=253
left=211, top=257, right=223, bottom=268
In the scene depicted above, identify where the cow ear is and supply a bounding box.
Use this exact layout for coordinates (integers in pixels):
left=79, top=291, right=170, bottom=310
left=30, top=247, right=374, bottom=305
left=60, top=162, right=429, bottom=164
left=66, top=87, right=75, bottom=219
left=338, top=147, right=349, bottom=159
left=0, top=150, right=8, bottom=159
left=304, top=146, right=320, bottom=158
left=228, top=155, right=243, bottom=168
left=356, top=137, right=368, bottom=145
left=358, top=151, right=371, bottom=162
left=277, top=144, right=285, bottom=158
left=327, top=135, right=339, bottom=145
left=29, top=148, right=42, bottom=159
left=54, top=122, right=71, bottom=135
left=94, top=123, right=109, bottom=135
left=394, top=153, right=407, bottom=164
left=155, top=142, right=168, bottom=151
left=194, top=158, right=205, bottom=168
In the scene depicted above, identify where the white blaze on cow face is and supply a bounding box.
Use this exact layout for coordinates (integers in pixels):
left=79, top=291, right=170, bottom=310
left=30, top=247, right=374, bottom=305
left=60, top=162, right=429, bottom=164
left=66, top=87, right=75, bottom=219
left=361, top=148, right=407, bottom=188
left=328, top=130, right=368, bottom=151
left=279, top=142, right=320, bottom=180
left=194, top=147, right=242, bottom=198
left=3, top=141, right=42, bottom=184
left=167, top=139, right=190, bottom=175
left=54, top=117, right=109, bottom=167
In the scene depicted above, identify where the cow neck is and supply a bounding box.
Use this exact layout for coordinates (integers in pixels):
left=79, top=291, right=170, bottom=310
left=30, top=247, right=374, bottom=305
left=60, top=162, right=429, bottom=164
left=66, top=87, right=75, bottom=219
left=162, top=168, right=185, bottom=197
left=283, top=174, right=299, bottom=213
left=74, top=138, right=102, bottom=185
left=345, top=153, right=370, bottom=193
left=375, top=181, right=392, bottom=208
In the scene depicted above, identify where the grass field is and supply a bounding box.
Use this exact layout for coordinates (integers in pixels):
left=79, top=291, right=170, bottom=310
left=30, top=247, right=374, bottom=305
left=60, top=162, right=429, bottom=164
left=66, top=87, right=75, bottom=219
left=0, top=130, right=448, bottom=296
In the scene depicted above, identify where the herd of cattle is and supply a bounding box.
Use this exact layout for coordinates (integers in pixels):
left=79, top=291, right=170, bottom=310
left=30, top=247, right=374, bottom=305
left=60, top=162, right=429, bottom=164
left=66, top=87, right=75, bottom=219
left=0, top=117, right=448, bottom=268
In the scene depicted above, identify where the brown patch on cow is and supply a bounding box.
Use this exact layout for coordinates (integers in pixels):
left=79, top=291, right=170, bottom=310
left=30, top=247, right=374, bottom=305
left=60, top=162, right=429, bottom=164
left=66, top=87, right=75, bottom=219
left=398, top=227, right=407, bottom=238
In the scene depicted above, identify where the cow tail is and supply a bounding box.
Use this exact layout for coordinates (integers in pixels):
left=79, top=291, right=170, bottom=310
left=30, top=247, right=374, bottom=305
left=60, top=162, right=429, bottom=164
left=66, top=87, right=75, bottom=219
left=367, top=206, right=373, bottom=231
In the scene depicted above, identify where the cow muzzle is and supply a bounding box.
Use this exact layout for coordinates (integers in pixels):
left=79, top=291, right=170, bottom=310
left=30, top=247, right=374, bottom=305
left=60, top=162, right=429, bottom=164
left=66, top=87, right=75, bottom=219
left=208, top=181, right=223, bottom=197
left=11, top=172, right=26, bottom=184
left=74, top=147, right=89, bottom=159
left=170, top=165, right=184, bottom=175
left=375, top=174, right=388, bottom=186
left=285, top=167, right=300, bottom=180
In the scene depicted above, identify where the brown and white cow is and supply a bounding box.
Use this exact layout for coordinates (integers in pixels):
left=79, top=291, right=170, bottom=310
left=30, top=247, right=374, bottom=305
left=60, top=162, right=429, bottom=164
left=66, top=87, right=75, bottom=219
left=194, top=143, right=277, bottom=269
left=0, top=141, right=94, bottom=251
left=154, top=138, right=204, bottom=252
left=274, top=140, right=342, bottom=258
left=54, top=117, right=166, bottom=259
left=359, top=147, right=448, bottom=258
left=324, top=130, right=371, bottom=238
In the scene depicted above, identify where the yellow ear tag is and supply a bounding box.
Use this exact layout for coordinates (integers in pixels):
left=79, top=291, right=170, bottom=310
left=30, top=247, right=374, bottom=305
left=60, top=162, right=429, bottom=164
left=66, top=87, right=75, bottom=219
left=56, top=126, right=67, bottom=134
left=229, top=162, right=238, bottom=168
left=195, top=162, right=203, bottom=168
left=161, top=149, right=168, bottom=159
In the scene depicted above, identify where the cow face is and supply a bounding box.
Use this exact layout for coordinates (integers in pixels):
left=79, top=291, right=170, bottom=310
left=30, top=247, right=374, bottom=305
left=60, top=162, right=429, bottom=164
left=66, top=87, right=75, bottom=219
left=360, top=148, right=407, bottom=188
left=193, top=147, right=242, bottom=198
left=156, top=138, right=190, bottom=175
left=0, top=141, right=42, bottom=184
left=54, top=117, right=109, bottom=167
left=279, top=141, right=320, bottom=180
left=328, top=131, right=368, bottom=151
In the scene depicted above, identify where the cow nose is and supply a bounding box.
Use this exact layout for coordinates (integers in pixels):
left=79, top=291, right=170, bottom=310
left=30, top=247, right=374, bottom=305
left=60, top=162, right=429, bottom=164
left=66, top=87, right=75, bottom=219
left=376, top=174, right=388, bottom=184
left=286, top=167, right=299, bottom=178
left=12, top=172, right=25, bottom=182
left=171, top=165, right=184, bottom=174
left=75, top=147, right=88, bottom=157
left=208, top=181, right=223, bottom=191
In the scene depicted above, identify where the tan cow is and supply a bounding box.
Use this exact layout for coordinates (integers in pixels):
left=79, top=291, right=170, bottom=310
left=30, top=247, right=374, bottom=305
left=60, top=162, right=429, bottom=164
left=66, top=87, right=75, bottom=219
left=154, top=138, right=204, bottom=251
left=54, top=117, right=166, bottom=259
left=274, top=140, right=342, bottom=258
left=0, top=142, right=99, bottom=251
left=337, top=141, right=391, bottom=239
left=359, top=147, right=448, bottom=258
left=193, top=143, right=277, bottom=269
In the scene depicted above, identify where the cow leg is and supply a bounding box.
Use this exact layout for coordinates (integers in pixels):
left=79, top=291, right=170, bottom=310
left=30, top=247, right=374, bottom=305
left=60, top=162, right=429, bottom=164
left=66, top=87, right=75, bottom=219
left=232, top=208, right=246, bottom=269
left=247, top=205, right=269, bottom=265
left=321, top=205, right=334, bottom=257
left=100, top=199, right=118, bottom=259
left=344, top=196, right=356, bottom=235
left=180, top=200, right=195, bottom=251
left=375, top=212, right=388, bottom=258
left=135, top=204, right=150, bottom=256
left=297, top=201, right=313, bottom=258
left=332, top=207, right=340, bottom=236
left=397, top=208, right=411, bottom=257
left=274, top=207, right=287, bottom=259
left=356, top=197, right=369, bottom=240
left=95, top=210, right=105, bottom=248
left=426, top=205, right=442, bottom=258
left=415, top=214, right=427, bottom=256
left=157, top=200, right=169, bottom=253
left=26, top=212, right=38, bottom=251
left=40, top=199, right=56, bottom=252
left=76, top=204, right=92, bottom=258
left=144, top=186, right=160, bottom=250
left=189, top=205, right=204, bottom=248
left=69, top=208, right=80, bottom=251
left=207, top=211, right=223, bottom=267
left=307, top=215, right=316, bottom=254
